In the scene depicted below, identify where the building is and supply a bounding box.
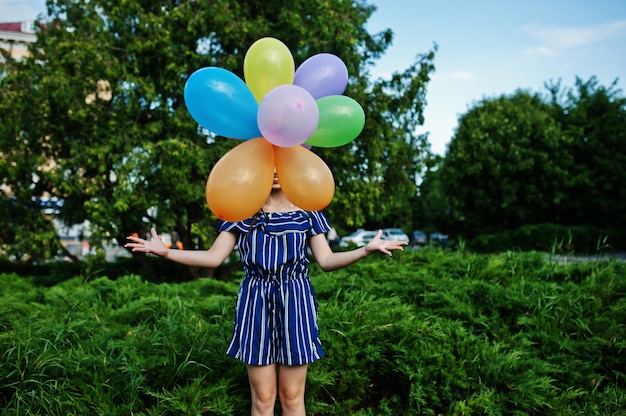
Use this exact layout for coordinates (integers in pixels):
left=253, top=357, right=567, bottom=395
left=0, top=20, right=37, bottom=61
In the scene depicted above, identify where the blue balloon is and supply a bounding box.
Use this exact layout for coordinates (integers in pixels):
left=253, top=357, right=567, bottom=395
left=184, top=67, right=261, bottom=139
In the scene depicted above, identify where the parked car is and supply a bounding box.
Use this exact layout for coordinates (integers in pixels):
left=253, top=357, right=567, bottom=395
left=410, top=230, right=428, bottom=246
left=382, top=228, right=410, bottom=243
left=430, top=232, right=449, bottom=248
left=339, top=229, right=378, bottom=248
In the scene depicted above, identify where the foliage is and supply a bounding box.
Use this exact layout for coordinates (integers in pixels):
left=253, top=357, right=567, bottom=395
left=0, top=255, right=221, bottom=287
left=413, top=155, right=455, bottom=233
left=0, top=0, right=435, bottom=268
left=2, top=250, right=625, bottom=414
left=437, top=78, right=626, bottom=240
left=0, top=273, right=246, bottom=415
left=468, top=223, right=625, bottom=254
left=440, top=91, right=572, bottom=235
left=546, top=77, right=626, bottom=230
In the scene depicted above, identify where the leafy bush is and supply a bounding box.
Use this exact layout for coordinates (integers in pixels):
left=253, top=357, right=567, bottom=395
left=0, top=274, right=247, bottom=414
left=468, top=223, right=624, bottom=254
left=0, top=255, right=223, bottom=286
left=1, top=249, right=625, bottom=415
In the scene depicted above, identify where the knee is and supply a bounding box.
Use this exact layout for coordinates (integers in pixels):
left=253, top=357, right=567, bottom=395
left=251, top=391, right=276, bottom=415
left=278, top=386, right=305, bottom=412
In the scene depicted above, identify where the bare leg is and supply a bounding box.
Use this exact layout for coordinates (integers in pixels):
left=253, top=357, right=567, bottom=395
left=277, top=364, right=308, bottom=416
left=247, top=364, right=278, bottom=416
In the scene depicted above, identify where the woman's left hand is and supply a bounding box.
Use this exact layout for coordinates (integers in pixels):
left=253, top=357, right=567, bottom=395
left=364, top=230, right=408, bottom=256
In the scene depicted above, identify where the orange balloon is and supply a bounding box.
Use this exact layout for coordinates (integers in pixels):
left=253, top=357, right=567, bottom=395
left=274, top=146, right=335, bottom=211
left=206, top=138, right=275, bottom=221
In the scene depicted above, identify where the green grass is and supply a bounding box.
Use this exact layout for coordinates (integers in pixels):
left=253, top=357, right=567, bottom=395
left=1, top=248, right=625, bottom=415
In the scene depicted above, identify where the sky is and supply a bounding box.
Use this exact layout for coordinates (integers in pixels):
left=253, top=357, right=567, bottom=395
left=366, top=0, right=626, bottom=154
left=2, top=0, right=625, bottom=155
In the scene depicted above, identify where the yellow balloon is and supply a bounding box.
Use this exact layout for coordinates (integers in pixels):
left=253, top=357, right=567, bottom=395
left=244, top=37, right=295, bottom=103
left=274, top=146, right=335, bottom=211
left=206, top=138, right=275, bottom=221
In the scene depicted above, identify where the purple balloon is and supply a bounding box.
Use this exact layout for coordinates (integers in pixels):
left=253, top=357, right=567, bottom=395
left=294, top=53, right=348, bottom=100
left=257, top=85, right=319, bottom=147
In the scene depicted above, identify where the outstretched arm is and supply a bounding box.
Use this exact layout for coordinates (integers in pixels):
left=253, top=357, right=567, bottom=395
left=125, top=227, right=236, bottom=269
left=310, top=229, right=406, bottom=272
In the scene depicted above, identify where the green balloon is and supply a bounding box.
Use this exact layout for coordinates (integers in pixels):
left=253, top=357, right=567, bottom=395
left=305, top=95, right=365, bottom=147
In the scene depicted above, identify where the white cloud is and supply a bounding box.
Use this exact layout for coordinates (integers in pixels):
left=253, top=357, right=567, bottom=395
left=522, top=19, right=626, bottom=56
left=448, top=70, right=473, bottom=80
left=524, top=45, right=555, bottom=57
left=431, top=70, right=474, bottom=81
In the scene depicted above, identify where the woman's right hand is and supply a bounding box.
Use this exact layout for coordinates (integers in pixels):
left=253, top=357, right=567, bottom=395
left=125, top=227, right=169, bottom=257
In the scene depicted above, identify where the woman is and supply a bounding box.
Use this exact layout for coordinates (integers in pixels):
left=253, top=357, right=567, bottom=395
left=125, top=174, right=406, bottom=416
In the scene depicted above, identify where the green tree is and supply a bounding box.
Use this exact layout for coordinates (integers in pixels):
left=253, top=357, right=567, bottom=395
left=0, top=0, right=435, bottom=277
left=414, top=155, right=454, bottom=234
left=439, top=91, right=572, bottom=236
left=547, top=77, right=626, bottom=230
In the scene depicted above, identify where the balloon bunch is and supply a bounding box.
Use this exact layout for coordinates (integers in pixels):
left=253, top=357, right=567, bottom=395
left=184, top=37, right=365, bottom=221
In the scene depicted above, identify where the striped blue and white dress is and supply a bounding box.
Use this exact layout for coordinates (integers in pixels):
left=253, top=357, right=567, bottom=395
left=216, top=210, right=331, bottom=366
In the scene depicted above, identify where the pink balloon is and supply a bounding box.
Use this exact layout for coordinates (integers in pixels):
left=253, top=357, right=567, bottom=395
left=257, top=85, right=319, bottom=147
left=294, top=53, right=348, bottom=100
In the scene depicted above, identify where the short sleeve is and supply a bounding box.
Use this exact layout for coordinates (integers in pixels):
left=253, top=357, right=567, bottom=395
left=215, top=217, right=251, bottom=233
left=308, top=210, right=331, bottom=236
